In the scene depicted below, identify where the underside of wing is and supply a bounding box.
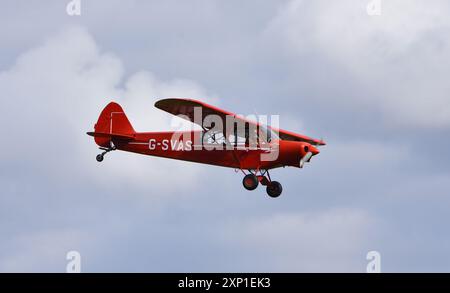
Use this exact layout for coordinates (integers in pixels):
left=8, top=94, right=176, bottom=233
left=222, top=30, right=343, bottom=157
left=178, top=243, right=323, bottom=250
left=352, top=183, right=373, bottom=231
left=154, top=98, right=234, bottom=128
left=154, top=98, right=325, bottom=145
left=274, top=128, right=326, bottom=146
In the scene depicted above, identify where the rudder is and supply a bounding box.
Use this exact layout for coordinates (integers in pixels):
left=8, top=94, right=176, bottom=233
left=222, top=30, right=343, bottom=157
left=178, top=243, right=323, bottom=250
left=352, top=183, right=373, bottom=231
left=90, top=102, right=136, bottom=147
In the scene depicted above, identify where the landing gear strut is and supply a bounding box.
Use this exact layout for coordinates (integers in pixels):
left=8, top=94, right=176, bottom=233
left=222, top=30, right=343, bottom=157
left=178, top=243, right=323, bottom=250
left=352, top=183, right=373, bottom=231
left=96, top=146, right=116, bottom=162
left=241, top=169, right=283, bottom=198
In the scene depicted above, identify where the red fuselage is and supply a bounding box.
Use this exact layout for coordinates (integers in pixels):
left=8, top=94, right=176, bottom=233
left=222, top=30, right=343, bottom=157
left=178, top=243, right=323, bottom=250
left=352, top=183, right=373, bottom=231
left=107, top=130, right=319, bottom=170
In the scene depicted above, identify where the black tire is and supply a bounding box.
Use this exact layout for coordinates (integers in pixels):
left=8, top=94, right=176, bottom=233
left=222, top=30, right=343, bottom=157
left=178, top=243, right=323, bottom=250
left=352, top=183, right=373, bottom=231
left=266, top=181, right=282, bottom=198
left=96, top=154, right=104, bottom=162
left=242, top=174, right=258, bottom=191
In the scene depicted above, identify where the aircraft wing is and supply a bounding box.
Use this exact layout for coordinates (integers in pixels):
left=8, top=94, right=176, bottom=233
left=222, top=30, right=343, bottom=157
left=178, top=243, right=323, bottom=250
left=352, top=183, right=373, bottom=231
left=276, top=129, right=325, bottom=145
left=154, top=98, right=325, bottom=146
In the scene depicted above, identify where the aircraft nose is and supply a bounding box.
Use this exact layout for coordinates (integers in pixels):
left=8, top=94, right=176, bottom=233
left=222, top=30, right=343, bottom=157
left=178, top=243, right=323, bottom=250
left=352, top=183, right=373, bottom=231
left=310, top=145, right=320, bottom=155
left=299, top=143, right=319, bottom=168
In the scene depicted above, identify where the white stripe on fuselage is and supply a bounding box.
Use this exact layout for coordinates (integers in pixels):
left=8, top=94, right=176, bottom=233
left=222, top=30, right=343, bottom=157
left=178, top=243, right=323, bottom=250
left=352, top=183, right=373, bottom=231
left=128, top=141, right=271, bottom=151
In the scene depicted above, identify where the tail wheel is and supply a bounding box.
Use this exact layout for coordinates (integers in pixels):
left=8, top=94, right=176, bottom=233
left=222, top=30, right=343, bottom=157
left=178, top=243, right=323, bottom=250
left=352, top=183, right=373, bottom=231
left=96, top=154, right=104, bottom=162
left=243, top=174, right=259, bottom=191
left=266, top=181, right=282, bottom=198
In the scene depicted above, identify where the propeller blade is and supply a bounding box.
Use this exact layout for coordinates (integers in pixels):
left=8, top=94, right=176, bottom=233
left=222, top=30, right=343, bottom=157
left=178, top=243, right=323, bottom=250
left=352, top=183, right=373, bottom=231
left=299, top=152, right=313, bottom=168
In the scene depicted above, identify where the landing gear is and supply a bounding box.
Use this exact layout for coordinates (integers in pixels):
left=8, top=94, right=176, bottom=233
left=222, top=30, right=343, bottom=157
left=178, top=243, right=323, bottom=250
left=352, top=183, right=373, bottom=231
left=240, top=169, right=283, bottom=198
left=95, top=146, right=116, bottom=163
left=266, top=181, right=282, bottom=198
left=243, top=174, right=258, bottom=190
left=96, top=154, right=104, bottom=162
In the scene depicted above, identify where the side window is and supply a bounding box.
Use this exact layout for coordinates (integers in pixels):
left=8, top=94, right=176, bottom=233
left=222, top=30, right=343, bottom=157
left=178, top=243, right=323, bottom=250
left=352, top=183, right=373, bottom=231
left=203, top=131, right=226, bottom=145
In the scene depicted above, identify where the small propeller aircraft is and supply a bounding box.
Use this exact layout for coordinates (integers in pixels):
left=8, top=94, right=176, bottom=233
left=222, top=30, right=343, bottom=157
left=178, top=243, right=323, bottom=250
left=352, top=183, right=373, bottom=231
left=87, top=98, right=325, bottom=197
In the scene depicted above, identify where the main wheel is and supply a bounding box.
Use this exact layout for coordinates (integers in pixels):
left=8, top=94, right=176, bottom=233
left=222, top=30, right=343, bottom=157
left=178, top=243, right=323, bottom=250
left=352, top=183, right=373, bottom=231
left=96, top=154, right=104, bottom=162
left=266, top=181, right=282, bottom=198
left=242, top=174, right=258, bottom=191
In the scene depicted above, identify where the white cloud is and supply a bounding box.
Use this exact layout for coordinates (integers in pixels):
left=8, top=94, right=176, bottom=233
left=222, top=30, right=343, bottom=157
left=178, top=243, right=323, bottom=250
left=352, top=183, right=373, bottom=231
left=0, top=26, right=217, bottom=194
left=0, top=229, right=90, bottom=272
left=267, top=0, right=450, bottom=128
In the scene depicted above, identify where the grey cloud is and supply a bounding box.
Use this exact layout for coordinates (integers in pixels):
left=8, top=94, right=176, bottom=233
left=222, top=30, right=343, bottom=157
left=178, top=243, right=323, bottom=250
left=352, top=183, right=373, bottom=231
left=0, top=1, right=449, bottom=272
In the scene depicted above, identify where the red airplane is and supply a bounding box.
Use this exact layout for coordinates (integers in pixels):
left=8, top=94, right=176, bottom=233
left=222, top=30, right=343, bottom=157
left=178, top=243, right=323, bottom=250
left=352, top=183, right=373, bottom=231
left=87, top=98, right=325, bottom=198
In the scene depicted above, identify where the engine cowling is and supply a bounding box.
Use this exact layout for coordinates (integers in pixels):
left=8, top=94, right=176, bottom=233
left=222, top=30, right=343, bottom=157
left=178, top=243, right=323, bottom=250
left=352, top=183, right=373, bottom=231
left=277, top=141, right=320, bottom=168
left=299, top=144, right=319, bottom=168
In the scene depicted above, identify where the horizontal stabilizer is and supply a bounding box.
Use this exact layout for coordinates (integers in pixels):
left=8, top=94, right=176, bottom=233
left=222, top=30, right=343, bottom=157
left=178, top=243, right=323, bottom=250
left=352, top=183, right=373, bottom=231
left=86, top=132, right=134, bottom=141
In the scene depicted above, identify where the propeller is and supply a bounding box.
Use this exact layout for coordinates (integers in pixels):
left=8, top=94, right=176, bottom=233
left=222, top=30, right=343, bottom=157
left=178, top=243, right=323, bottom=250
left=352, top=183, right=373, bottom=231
left=299, top=151, right=313, bottom=168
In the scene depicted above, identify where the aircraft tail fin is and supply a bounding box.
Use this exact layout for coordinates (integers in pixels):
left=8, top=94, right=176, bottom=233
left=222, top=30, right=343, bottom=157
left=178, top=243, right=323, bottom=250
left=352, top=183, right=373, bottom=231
left=88, top=102, right=136, bottom=147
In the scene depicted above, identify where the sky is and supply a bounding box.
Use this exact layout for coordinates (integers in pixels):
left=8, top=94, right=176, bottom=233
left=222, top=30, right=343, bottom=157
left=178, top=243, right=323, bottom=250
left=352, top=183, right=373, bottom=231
left=0, top=0, right=449, bottom=272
